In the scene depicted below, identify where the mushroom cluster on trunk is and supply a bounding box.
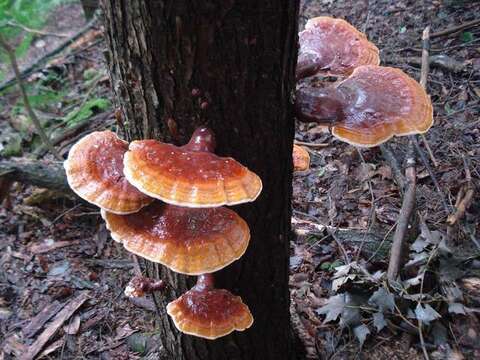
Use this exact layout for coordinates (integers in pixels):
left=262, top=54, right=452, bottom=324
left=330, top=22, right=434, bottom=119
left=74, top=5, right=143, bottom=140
left=65, top=127, right=261, bottom=339
left=294, top=16, right=433, bottom=149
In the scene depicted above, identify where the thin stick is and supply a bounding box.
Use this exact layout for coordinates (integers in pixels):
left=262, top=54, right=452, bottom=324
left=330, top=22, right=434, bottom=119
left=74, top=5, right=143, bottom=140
left=0, top=34, right=62, bottom=160
left=417, top=26, right=438, bottom=167
left=430, top=18, right=480, bottom=39
left=387, top=151, right=416, bottom=280
left=4, top=20, right=69, bottom=38
left=294, top=140, right=329, bottom=148
left=413, top=26, right=450, bottom=214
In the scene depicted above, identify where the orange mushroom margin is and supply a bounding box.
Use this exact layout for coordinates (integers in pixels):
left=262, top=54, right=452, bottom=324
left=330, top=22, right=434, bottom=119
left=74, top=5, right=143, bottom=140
left=75, top=127, right=260, bottom=340
left=166, top=274, right=254, bottom=340
left=101, top=202, right=250, bottom=275
left=64, top=131, right=153, bottom=214
left=296, top=65, right=434, bottom=147
left=297, top=16, right=380, bottom=80
left=123, top=138, right=263, bottom=208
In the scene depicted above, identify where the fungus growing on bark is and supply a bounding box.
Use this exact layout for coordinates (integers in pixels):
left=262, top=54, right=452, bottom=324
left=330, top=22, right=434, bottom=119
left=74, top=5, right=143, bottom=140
left=166, top=273, right=253, bottom=340
left=123, top=128, right=262, bottom=207
left=292, top=144, right=310, bottom=172
left=295, top=65, right=433, bottom=147
left=296, top=17, right=380, bottom=80
left=102, top=202, right=250, bottom=275
left=124, top=275, right=167, bottom=298
left=64, top=131, right=153, bottom=214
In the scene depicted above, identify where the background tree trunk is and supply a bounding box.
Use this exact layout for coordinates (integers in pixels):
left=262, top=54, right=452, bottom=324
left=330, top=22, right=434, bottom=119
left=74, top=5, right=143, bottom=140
left=101, top=1, right=299, bottom=359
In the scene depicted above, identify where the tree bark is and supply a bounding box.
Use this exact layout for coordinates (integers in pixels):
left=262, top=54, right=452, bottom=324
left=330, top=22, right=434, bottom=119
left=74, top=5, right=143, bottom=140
left=101, top=1, right=299, bottom=359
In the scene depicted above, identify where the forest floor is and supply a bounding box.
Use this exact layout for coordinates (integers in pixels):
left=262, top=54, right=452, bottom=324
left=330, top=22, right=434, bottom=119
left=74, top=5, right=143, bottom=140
left=1, top=0, right=480, bottom=359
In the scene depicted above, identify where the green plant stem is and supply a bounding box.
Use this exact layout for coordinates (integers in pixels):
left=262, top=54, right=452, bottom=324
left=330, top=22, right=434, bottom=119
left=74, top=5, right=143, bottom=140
left=0, top=33, right=62, bottom=160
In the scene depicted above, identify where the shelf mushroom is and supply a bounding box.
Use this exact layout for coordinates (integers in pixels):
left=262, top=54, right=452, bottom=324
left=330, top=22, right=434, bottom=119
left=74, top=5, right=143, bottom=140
left=64, top=131, right=153, bottom=214
left=123, top=128, right=262, bottom=208
left=295, top=65, right=433, bottom=147
left=293, top=144, right=310, bottom=172
left=166, top=273, right=253, bottom=340
left=297, top=17, right=380, bottom=80
left=102, top=202, right=250, bottom=275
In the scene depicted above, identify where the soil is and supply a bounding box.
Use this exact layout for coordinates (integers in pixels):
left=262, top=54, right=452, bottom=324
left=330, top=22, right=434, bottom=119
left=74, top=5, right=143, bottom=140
left=1, top=0, right=480, bottom=359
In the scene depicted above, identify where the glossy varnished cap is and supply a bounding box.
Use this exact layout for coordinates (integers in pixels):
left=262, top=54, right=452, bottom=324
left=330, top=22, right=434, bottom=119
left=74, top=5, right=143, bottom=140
left=296, top=65, right=434, bottom=147
left=297, top=17, right=380, bottom=79
left=332, top=66, right=433, bottom=147
left=123, top=129, right=262, bottom=207
left=64, top=131, right=153, bottom=214
left=292, top=144, right=310, bottom=172
left=166, top=285, right=253, bottom=339
left=102, top=202, right=250, bottom=275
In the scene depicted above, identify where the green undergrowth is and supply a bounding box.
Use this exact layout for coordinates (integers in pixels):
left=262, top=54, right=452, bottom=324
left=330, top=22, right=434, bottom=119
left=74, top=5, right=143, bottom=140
left=0, top=0, right=77, bottom=80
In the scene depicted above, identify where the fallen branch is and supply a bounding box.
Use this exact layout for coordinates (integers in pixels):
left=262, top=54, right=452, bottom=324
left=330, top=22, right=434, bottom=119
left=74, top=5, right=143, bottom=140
left=430, top=18, right=480, bottom=39
left=387, top=26, right=432, bottom=281
left=0, top=158, right=70, bottom=192
left=387, top=146, right=416, bottom=280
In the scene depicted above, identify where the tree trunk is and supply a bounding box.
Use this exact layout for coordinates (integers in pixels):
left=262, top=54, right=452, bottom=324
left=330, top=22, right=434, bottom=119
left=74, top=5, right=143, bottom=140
left=101, top=1, right=299, bottom=359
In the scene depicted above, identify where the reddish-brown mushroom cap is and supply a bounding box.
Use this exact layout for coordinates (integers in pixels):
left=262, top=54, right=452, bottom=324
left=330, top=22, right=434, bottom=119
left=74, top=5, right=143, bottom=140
left=123, top=128, right=262, bottom=207
left=166, top=278, right=253, bottom=339
left=102, top=202, right=250, bottom=275
left=297, top=17, right=380, bottom=80
left=296, top=65, right=434, bottom=147
left=64, top=131, right=153, bottom=214
left=292, top=144, right=310, bottom=172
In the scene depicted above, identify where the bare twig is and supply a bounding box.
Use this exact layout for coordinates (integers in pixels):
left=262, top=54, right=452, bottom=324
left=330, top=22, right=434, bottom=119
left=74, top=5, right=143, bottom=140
left=430, top=18, right=480, bottom=39
left=294, top=140, right=329, bottom=148
left=417, top=26, right=438, bottom=167
left=387, top=150, right=416, bottom=280
left=411, top=26, right=450, bottom=215
left=0, top=34, right=62, bottom=160
left=4, top=20, right=69, bottom=37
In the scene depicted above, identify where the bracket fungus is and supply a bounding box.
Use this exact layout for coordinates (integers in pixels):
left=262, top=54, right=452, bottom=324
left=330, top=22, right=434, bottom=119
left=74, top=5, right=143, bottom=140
left=67, top=127, right=259, bottom=339
left=102, top=202, right=250, bottom=275
left=64, top=131, right=153, bottom=214
left=293, top=144, right=310, bottom=172
left=297, top=17, right=380, bottom=80
left=296, top=65, right=433, bottom=147
left=166, top=273, right=253, bottom=340
left=123, top=128, right=262, bottom=207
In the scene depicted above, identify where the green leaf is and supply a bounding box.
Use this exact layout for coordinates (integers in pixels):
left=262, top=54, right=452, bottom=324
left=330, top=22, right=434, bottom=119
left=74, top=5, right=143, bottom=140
left=461, top=31, right=474, bottom=43
left=414, top=303, right=441, bottom=325
left=368, top=287, right=395, bottom=313
left=373, top=312, right=387, bottom=332
left=353, top=324, right=370, bottom=347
